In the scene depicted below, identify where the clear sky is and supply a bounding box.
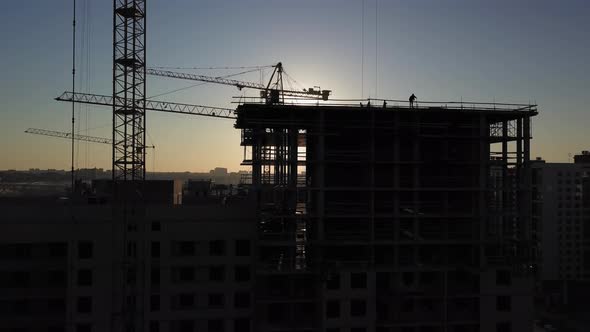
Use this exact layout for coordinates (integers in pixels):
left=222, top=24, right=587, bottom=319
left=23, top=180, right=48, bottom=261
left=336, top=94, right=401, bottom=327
left=1, top=0, right=588, bottom=172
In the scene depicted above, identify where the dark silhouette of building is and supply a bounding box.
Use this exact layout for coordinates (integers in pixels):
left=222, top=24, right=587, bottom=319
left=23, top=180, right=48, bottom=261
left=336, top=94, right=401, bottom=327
left=236, top=102, right=537, bottom=332
left=0, top=102, right=539, bottom=332
left=0, top=183, right=257, bottom=332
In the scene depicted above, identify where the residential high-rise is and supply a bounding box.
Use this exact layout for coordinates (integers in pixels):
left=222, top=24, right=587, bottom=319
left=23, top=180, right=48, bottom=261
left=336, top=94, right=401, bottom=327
left=532, top=152, right=590, bottom=309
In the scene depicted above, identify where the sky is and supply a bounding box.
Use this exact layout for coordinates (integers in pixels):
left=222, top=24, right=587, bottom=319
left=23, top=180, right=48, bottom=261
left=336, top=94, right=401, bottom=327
left=0, top=0, right=589, bottom=172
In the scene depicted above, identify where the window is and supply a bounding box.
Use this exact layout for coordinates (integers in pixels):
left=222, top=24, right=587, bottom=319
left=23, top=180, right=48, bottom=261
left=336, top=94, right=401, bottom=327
left=235, top=239, right=250, bottom=256
left=76, top=324, right=92, bottom=332
left=174, top=241, right=195, bottom=257
left=208, top=319, right=224, bottom=332
left=127, top=267, right=137, bottom=285
left=149, top=321, right=159, bottom=332
left=326, top=273, right=340, bottom=290
left=177, top=267, right=195, bottom=282
left=209, top=266, right=225, bottom=282
left=496, top=270, right=511, bottom=286
left=11, top=271, right=30, bottom=287
left=47, top=298, right=66, bottom=313
left=48, top=326, right=66, bottom=332
left=351, top=272, right=367, bottom=289
left=178, top=293, right=195, bottom=308
left=49, top=242, right=67, bottom=257
left=326, top=300, right=340, bottom=318
left=496, top=296, right=511, bottom=311
left=234, top=292, right=250, bottom=308
left=78, top=241, right=93, bottom=259
left=151, top=222, right=161, bottom=232
left=208, top=293, right=224, bottom=307
left=151, top=242, right=160, bottom=258
left=151, top=268, right=160, bottom=285
left=77, top=296, right=92, bottom=313
left=351, top=329, right=366, bottom=332
left=48, top=270, right=66, bottom=287
left=234, top=266, right=251, bottom=282
left=150, top=295, right=160, bottom=311
left=376, top=272, right=390, bottom=290
left=127, top=242, right=137, bottom=258
left=402, top=299, right=414, bottom=312
left=12, top=300, right=28, bottom=314
left=178, top=320, right=194, bottom=332
left=350, top=299, right=367, bottom=316
left=209, top=240, right=226, bottom=256
left=77, top=269, right=92, bottom=286
left=127, top=223, right=138, bottom=232
left=496, top=322, right=512, bottom=332
left=233, top=318, right=250, bottom=332
left=402, top=272, right=414, bottom=286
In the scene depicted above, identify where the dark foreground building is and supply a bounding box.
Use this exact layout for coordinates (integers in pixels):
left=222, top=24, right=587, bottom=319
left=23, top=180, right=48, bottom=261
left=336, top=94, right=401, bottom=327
left=0, top=101, right=538, bottom=332
left=236, top=101, right=538, bottom=332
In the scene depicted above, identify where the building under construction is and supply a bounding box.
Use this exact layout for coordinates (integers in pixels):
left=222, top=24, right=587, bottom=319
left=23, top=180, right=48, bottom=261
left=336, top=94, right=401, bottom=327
left=236, top=101, right=538, bottom=332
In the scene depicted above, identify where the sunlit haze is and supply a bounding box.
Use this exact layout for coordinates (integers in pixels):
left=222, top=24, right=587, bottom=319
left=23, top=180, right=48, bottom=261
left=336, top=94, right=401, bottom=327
left=1, top=0, right=589, bottom=172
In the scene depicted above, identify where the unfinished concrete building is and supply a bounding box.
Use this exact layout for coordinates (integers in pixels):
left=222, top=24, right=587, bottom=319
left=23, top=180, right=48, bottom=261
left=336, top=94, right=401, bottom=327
left=236, top=101, right=538, bottom=332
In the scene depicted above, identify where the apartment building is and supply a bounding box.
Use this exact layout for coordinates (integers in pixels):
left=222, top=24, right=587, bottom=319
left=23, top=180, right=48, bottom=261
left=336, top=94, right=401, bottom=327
left=0, top=191, right=257, bottom=332
left=532, top=152, right=590, bottom=309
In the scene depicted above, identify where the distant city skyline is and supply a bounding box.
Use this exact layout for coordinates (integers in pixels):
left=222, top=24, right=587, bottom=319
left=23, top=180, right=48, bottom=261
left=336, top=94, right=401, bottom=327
left=1, top=0, right=589, bottom=171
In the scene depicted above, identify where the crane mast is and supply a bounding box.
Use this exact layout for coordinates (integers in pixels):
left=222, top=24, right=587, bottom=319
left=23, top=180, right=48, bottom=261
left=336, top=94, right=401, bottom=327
left=113, top=1, right=147, bottom=331
left=113, top=0, right=147, bottom=181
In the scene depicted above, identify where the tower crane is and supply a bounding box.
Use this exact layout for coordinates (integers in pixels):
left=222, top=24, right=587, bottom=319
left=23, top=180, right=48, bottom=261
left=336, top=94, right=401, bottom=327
left=147, top=62, right=332, bottom=104
left=58, top=1, right=328, bottom=330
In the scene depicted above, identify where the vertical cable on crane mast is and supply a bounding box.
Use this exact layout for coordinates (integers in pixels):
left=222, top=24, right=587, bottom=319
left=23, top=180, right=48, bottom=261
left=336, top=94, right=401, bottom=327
left=361, top=0, right=364, bottom=99
left=71, top=0, right=77, bottom=196
left=375, top=0, right=378, bottom=98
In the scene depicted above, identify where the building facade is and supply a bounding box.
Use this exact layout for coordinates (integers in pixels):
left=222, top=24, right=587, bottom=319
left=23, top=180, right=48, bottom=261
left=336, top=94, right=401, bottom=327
left=532, top=152, right=590, bottom=310
left=0, top=195, right=257, bottom=332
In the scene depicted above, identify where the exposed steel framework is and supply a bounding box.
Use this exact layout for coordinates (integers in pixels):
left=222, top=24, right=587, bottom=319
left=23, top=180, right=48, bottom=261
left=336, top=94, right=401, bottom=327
left=236, top=102, right=538, bottom=331
left=112, top=2, right=147, bottom=332
left=113, top=0, right=147, bottom=181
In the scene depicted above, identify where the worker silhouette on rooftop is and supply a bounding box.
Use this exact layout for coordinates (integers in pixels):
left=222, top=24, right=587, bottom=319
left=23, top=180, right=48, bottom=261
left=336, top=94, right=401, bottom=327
left=409, top=93, right=417, bottom=109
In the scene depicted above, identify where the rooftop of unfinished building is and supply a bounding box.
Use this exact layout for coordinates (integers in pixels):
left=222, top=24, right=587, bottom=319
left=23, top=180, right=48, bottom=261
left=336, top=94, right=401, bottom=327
left=235, top=98, right=538, bottom=128
left=235, top=97, right=538, bottom=112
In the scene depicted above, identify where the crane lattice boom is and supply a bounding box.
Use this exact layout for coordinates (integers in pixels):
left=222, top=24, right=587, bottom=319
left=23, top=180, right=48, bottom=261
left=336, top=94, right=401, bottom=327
left=25, top=128, right=155, bottom=148
left=25, top=128, right=112, bottom=144
left=55, top=92, right=236, bottom=119
left=147, top=68, right=266, bottom=90
left=147, top=64, right=331, bottom=102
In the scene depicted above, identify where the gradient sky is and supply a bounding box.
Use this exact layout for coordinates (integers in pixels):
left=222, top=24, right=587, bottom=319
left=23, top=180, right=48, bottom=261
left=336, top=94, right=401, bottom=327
left=1, top=0, right=589, bottom=172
